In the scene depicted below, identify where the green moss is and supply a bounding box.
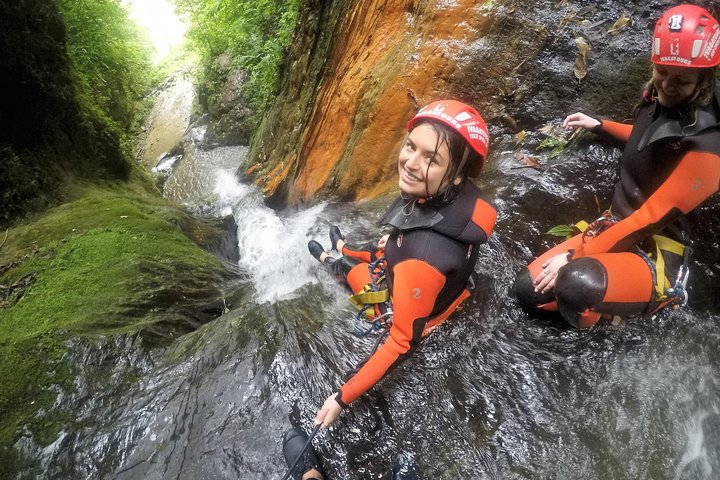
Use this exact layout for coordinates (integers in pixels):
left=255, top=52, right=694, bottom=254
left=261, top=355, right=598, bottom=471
left=0, top=185, right=224, bottom=453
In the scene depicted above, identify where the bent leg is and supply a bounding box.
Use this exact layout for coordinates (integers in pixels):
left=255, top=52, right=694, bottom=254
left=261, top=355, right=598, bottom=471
left=341, top=240, right=379, bottom=263
left=514, top=269, right=556, bottom=309
left=514, top=233, right=586, bottom=312
left=325, top=256, right=372, bottom=295
left=555, top=252, right=654, bottom=328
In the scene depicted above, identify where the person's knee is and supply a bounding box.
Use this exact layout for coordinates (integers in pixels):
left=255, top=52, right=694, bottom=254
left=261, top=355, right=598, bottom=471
left=555, top=258, right=607, bottom=328
left=514, top=269, right=555, bottom=308
left=327, top=256, right=354, bottom=278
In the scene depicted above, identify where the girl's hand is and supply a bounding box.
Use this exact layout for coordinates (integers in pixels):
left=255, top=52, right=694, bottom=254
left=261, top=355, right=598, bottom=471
left=562, top=112, right=600, bottom=131
left=315, top=394, right=343, bottom=428
left=377, top=234, right=390, bottom=250
left=533, top=253, right=570, bottom=294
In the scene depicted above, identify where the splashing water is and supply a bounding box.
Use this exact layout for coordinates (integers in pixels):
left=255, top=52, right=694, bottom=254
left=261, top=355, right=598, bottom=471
left=212, top=169, right=327, bottom=302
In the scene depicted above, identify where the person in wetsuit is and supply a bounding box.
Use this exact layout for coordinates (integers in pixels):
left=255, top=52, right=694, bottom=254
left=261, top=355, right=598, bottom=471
left=306, top=100, right=497, bottom=438
left=514, top=4, right=720, bottom=328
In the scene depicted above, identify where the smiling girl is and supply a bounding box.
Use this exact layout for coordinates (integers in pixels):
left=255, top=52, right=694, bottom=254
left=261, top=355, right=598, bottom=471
left=305, top=100, right=497, bottom=435
left=514, top=4, right=720, bottom=328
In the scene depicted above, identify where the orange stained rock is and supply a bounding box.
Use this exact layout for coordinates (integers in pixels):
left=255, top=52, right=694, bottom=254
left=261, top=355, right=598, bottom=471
left=263, top=155, right=295, bottom=196
left=291, top=0, right=410, bottom=203
left=341, top=49, right=461, bottom=200
left=245, top=163, right=260, bottom=176
left=278, top=0, right=495, bottom=203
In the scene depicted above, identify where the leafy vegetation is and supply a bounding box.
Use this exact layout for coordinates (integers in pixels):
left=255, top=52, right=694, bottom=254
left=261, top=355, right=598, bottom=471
left=57, top=0, right=157, bottom=160
left=172, top=0, right=302, bottom=122
left=1, top=0, right=161, bottom=228
left=544, top=224, right=575, bottom=239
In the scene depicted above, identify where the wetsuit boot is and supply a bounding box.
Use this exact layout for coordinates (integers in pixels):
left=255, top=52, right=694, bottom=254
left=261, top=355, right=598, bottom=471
left=308, top=240, right=327, bottom=263
left=282, top=428, right=325, bottom=480
left=329, top=225, right=345, bottom=252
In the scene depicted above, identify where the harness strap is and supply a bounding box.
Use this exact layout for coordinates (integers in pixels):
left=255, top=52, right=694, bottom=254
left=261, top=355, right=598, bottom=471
left=348, top=288, right=390, bottom=309
left=573, top=216, right=689, bottom=305
left=350, top=255, right=393, bottom=324
left=650, top=234, right=686, bottom=300
left=634, top=247, right=661, bottom=300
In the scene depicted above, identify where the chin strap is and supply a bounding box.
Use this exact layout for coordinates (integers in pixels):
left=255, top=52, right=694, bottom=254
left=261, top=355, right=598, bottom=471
left=455, top=145, right=470, bottom=179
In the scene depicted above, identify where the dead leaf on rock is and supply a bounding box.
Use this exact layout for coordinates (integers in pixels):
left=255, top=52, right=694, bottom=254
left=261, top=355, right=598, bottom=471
left=607, top=14, right=632, bottom=36
left=523, top=155, right=542, bottom=168
left=573, top=36, right=591, bottom=81
left=512, top=151, right=544, bottom=170
left=539, top=124, right=554, bottom=136
left=539, top=123, right=567, bottom=137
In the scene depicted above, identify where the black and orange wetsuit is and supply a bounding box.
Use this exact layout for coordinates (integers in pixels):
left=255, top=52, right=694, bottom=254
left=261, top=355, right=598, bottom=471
left=325, top=180, right=496, bottom=408
left=515, top=85, right=720, bottom=328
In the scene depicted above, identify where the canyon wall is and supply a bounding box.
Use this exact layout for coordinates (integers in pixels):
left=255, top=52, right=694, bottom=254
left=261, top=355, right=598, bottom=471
left=247, top=0, right=691, bottom=206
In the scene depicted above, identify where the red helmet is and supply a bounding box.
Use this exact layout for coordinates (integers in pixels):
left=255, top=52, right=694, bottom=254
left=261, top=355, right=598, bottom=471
left=407, top=99, right=489, bottom=177
left=651, top=4, right=720, bottom=67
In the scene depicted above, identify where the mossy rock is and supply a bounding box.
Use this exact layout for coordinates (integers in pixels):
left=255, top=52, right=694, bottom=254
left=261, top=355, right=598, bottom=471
left=0, top=185, right=230, bottom=459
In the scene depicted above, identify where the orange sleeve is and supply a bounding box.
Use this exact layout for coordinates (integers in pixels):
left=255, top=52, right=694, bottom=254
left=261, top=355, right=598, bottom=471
left=576, top=150, right=720, bottom=257
left=598, top=120, right=633, bottom=143
left=472, top=197, right=497, bottom=238
left=337, top=259, right=445, bottom=406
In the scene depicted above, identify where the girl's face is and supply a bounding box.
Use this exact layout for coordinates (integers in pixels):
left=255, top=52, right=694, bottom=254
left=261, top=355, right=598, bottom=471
left=652, top=64, right=702, bottom=107
left=397, top=123, right=454, bottom=198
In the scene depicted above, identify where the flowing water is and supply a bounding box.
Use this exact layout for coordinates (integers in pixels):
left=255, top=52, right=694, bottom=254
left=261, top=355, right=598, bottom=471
left=16, top=115, right=720, bottom=480
left=18, top=142, right=718, bottom=479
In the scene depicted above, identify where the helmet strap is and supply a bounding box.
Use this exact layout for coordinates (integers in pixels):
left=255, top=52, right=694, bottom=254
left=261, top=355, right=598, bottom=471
left=439, top=146, right=470, bottom=205
left=455, top=146, right=470, bottom=180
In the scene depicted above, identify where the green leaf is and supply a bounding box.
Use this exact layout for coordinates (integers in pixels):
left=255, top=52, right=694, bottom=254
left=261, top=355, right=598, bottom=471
left=545, top=224, right=574, bottom=238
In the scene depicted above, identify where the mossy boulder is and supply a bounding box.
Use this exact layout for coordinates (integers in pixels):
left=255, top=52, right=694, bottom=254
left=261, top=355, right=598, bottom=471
left=0, top=185, right=231, bottom=468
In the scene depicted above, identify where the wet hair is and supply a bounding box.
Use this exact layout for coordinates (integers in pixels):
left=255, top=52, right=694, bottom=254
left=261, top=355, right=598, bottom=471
left=636, top=65, right=718, bottom=114
left=410, top=118, right=484, bottom=199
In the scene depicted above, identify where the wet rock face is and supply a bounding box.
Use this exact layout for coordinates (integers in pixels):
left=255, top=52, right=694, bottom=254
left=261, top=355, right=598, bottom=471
left=248, top=0, right=713, bottom=205
left=205, top=69, right=254, bottom=147
left=139, top=74, right=195, bottom=168
left=179, top=213, right=241, bottom=266
left=0, top=0, right=75, bottom=148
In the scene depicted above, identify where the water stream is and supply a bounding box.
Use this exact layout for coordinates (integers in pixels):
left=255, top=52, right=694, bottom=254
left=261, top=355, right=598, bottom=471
left=16, top=96, right=720, bottom=480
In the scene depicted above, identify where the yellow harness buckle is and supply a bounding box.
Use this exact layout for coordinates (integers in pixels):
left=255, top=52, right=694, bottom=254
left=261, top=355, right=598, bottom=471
left=348, top=287, right=389, bottom=309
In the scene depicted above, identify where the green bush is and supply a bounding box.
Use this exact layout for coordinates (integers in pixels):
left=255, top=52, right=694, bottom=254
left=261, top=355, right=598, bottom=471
left=173, top=0, right=302, bottom=121
left=57, top=0, right=156, bottom=160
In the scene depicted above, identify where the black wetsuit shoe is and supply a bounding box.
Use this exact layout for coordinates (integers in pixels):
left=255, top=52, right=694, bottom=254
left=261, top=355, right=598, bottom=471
left=282, top=428, right=325, bottom=480
left=392, top=453, right=421, bottom=480
left=307, top=240, right=326, bottom=263
left=329, top=225, right=345, bottom=252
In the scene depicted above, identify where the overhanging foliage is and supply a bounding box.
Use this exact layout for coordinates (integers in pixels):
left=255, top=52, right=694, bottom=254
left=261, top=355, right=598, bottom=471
left=172, top=0, right=301, bottom=119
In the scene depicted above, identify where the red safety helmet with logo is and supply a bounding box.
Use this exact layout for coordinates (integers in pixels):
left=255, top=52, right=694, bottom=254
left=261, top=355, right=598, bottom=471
left=407, top=100, right=490, bottom=177
left=652, top=4, right=720, bottom=68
